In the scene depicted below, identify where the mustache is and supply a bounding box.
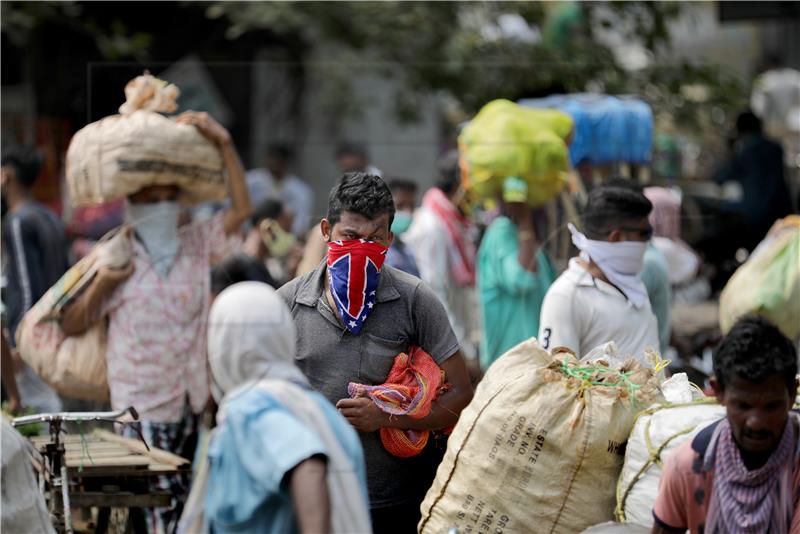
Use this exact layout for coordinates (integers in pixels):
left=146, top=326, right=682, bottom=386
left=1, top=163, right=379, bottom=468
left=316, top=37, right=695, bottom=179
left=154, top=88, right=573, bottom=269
left=742, top=428, right=774, bottom=439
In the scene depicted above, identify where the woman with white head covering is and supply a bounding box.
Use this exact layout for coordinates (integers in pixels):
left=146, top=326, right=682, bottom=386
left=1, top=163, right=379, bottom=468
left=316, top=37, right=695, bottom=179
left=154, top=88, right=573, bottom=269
left=181, top=282, right=371, bottom=534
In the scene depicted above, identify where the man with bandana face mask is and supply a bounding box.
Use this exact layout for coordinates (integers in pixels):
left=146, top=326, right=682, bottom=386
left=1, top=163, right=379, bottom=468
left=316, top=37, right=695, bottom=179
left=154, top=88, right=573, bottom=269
left=60, top=111, right=251, bottom=534
left=538, top=184, right=659, bottom=362
left=278, top=172, right=473, bottom=533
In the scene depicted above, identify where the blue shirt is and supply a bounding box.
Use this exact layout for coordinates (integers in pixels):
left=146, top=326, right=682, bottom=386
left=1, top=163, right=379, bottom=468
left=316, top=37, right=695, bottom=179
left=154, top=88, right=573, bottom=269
left=640, top=243, right=671, bottom=354
left=206, top=387, right=367, bottom=534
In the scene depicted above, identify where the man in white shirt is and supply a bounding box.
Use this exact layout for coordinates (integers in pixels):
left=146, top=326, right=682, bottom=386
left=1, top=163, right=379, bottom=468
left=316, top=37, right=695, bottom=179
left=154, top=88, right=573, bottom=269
left=246, top=144, right=313, bottom=237
left=539, top=184, right=659, bottom=362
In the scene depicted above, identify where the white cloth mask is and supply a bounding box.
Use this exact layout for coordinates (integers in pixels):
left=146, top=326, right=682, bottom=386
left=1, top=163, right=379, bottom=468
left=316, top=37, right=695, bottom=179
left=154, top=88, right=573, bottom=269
left=126, top=201, right=181, bottom=278
left=568, top=223, right=649, bottom=308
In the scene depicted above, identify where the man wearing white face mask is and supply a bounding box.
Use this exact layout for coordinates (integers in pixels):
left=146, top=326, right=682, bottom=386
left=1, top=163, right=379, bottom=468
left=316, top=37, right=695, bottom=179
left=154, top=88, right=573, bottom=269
left=538, top=185, right=659, bottom=363
left=60, top=111, right=251, bottom=534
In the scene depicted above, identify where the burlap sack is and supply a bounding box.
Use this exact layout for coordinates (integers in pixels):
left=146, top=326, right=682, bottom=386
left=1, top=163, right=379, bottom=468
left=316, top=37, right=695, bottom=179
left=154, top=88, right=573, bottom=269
left=419, top=339, right=660, bottom=534
left=614, top=401, right=725, bottom=528
left=15, top=227, right=132, bottom=401
left=66, top=73, right=226, bottom=206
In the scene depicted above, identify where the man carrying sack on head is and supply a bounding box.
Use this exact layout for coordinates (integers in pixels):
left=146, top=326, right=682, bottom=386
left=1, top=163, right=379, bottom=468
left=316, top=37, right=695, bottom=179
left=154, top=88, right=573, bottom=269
left=57, top=76, right=251, bottom=534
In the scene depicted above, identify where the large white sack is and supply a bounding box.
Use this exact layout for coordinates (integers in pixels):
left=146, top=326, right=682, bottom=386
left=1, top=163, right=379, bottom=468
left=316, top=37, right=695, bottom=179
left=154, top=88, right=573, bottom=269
left=614, top=400, right=725, bottom=527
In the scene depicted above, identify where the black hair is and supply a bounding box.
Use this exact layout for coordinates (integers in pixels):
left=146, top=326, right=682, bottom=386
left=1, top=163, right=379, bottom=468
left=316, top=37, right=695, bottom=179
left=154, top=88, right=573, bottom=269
left=266, top=143, right=292, bottom=161
left=603, top=177, right=644, bottom=194
left=387, top=177, right=418, bottom=195
left=736, top=111, right=762, bottom=135
left=580, top=184, right=652, bottom=238
left=335, top=142, right=368, bottom=160
left=436, top=150, right=461, bottom=195
left=250, top=198, right=284, bottom=227
left=326, top=172, right=395, bottom=228
left=713, top=315, right=797, bottom=393
left=211, top=254, right=275, bottom=295
left=1, top=145, right=43, bottom=189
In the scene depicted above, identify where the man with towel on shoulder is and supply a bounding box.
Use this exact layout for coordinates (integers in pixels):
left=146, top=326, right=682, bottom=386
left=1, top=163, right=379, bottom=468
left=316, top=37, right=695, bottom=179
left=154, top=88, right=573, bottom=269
left=652, top=315, right=799, bottom=534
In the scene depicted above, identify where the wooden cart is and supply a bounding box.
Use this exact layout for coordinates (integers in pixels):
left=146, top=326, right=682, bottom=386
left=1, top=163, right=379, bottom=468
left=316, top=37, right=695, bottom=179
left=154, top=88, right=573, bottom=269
left=30, top=429, right=190, bottom=534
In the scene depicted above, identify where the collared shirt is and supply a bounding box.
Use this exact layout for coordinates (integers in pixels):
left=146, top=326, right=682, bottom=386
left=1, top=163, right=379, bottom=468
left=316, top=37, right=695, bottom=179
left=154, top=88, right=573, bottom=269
left=277, top=263, right=459, bottom=507
left=653, top=418, right=800, bottom=534
left=538, top=258, right=659, bottom=361
left=245, top=168, right=314, bottom=237
left=102, top=214, right=230, bottom=423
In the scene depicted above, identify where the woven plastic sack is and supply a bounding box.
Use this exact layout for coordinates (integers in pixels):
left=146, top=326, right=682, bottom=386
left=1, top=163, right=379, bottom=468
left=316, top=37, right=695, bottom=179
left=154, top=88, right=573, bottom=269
left=1, top=419, right=55, bottom=534
left=719, top=215, right=800, bottom=339
left=459, top=99, right=572, bottom=207
left=15, top=226, right=132, bottom=401
left=614, top=400, right=725, bottom=528
left=66, top=73, right=226, bottom=206
left=418, top=339, right=661, bottom=534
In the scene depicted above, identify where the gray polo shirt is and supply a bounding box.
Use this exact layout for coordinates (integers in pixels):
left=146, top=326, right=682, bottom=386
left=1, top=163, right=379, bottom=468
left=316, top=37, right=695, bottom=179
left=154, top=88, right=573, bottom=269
left=278, top=262, right=460, bottom=508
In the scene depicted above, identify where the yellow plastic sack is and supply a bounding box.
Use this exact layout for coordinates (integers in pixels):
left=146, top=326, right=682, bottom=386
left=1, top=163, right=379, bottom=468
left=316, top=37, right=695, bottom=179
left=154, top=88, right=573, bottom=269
left=459, top=99, right=573, bottom=207
left=418, top=339, right=660, bottom=534
left=719, top=215, right=800, bottom=339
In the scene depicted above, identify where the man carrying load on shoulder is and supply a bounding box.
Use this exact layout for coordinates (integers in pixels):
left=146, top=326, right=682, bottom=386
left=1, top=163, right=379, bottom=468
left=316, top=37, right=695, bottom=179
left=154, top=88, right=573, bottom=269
left=59, top=111, right=251, bottom=534
left=278, top=172, right=473, bottom=533
left=538, top=184, right=659, bottom=361
left=652, top=315, right=799, bottom=534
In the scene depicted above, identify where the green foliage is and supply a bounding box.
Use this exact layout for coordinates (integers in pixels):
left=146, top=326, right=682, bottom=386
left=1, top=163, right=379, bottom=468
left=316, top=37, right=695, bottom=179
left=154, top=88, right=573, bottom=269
left=2, top=403, right=42, bottom=437
left=205, top=1, right=745, bottom=130
left=1, top=1, right=748, bottom=131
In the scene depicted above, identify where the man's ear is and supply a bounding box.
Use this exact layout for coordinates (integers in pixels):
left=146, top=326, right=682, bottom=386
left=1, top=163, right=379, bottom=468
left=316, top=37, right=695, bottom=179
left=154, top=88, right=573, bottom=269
left=320, top=219, right=331, bottom=241
left=710, top=376, right=725, bottom=404
left=607, top=229, right=623, bottom=243
left=0, top=167, right=12, bottom=188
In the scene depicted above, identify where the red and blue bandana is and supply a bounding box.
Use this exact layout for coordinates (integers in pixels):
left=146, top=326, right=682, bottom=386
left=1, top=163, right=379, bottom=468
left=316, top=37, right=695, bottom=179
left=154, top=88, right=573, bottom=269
left=327, top=239, right=388, bottom=333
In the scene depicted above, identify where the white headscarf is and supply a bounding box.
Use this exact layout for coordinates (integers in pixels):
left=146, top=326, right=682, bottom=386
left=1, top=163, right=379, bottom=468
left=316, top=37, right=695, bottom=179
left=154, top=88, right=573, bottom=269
left=197, top=281, right=373, bottom=534
left=568, top=223, right=649, bottom=309
left=207, top=281, right=308, bottom=402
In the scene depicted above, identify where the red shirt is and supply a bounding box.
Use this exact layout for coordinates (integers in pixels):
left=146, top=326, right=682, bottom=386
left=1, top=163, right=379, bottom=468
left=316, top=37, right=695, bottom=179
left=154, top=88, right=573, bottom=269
left=653, top=418, right=800, bottom=533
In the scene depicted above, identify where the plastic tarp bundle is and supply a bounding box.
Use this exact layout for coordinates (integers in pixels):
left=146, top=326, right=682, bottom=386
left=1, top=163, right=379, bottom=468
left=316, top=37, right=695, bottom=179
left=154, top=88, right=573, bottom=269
left=418, top=339, right=661, bottom=534
left=459, top=99, right=573, bottom=207
left=615, top=396, right=724, bottom=527
left=1, top=418, right=55, bottom=534
left=518, top=94, right=653, bottom=166
left=719, top=215, right=800, bottom=340
left=66, top=73, right=226, bottom=206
